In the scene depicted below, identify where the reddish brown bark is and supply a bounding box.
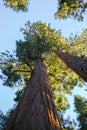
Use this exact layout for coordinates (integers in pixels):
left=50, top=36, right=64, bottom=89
left=6, top=59, right=61, bottom=130
left=55, top=51, right=87, bottom=82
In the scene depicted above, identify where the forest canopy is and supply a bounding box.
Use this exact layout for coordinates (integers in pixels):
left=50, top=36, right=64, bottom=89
left=3, top=0, right=87, bottom=21
left=0, top=0, right=87, bottom=130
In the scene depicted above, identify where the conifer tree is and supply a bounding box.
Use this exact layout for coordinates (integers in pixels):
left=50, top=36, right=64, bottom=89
left=0, top=21, right=87, bottom=130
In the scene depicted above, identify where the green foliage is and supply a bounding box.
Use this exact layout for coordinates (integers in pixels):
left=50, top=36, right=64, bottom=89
left=55, top=0, right=87, bottom=21
left=14, top=87, right=24, bottom=102
left=0, top=111, right=6, bottom=130
left=16, top=21, right=67, bottom=62
left=46, top=53, right=79, bottom=112
left=65, top=29, right=87, bottom=57
left=3, top=0, right=87, bottom=21
left=74, top=95, right=87, bottom=130
left=3, top=0, right=29, bottom=11
left=0, top=108, right=15, bottom=130
left=60, top=115, right=76, bottom=130
left=0, top=50, right=31, bottom=87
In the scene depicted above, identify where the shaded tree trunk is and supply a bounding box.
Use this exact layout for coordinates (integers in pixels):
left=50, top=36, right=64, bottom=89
left=6, top=59, right=61, bottom=130
left=55, top=51, right=87, bottom=82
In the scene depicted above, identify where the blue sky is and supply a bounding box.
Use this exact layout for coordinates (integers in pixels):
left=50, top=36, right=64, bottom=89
left=0, top=0, right=87, bottom=122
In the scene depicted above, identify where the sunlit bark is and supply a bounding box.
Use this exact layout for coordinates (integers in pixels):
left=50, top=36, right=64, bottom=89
left=6, top=59, right=61, bottom=130
left=55, top=51, right=87, bottom=82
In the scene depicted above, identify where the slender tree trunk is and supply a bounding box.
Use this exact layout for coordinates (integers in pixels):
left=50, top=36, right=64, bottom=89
left=6, top=59, right=61, bottom=130
left=55, top=51, right=87, bottom=82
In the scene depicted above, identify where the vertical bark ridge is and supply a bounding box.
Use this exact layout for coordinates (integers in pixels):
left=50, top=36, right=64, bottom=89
left=6, top=59, right=61, bottom=130
left=55, top=51, right=87, bottom=82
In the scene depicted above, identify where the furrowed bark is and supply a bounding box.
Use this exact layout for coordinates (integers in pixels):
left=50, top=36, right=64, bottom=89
left=6, top=59, right=61, bottom=130
left=55, top=51, right=87, bottom=82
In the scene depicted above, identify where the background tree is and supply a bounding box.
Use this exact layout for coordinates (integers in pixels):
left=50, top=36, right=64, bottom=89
left=0, top=109, right=14, bottom=130
left=0, top=111, right=6, bottom=130
left=74, top=95, right=87, bottom=130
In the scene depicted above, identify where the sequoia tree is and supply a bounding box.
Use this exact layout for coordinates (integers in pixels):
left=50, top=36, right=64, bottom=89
left=0, top=20, right=87, bottom=129
left=1, top=21, right=67, bottom=130
left=6, top=59, right=61, bottom=130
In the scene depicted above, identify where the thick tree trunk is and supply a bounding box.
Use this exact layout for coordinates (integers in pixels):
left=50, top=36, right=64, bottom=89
left=6, top=59, right=61, bottom=130
left=55, top=51, right=87, bottom=82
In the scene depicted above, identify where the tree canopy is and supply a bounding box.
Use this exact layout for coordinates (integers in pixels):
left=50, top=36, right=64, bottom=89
left=3, top=0, right=87, bottom=21
left=3, top=0, right=29, bottom=11
left=55, top=0, right=87, bottom=21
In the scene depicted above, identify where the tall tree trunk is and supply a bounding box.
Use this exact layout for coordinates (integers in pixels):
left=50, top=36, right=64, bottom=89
left=6, top=59, right=61, bottom=130
left=55, top=51, right=87, bottom=82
